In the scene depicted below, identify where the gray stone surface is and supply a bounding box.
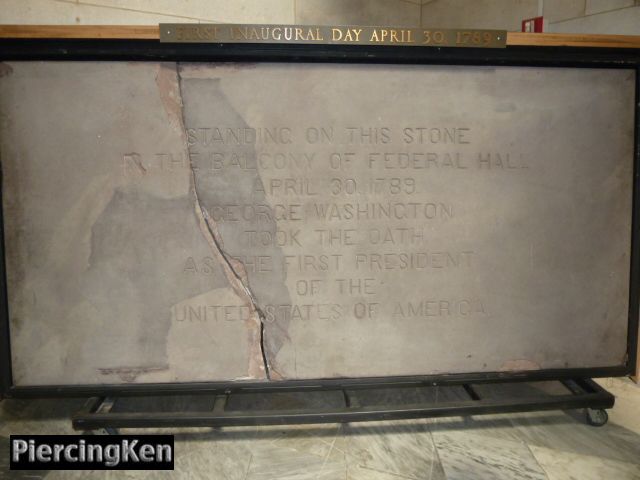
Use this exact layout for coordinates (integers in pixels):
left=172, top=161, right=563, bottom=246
left=546, top=6, right=640, bottom=34
left=585, top=0, right=634, bottom=16
left=421, top=0, right=538, bottom=30
left=543, top=0, right=586, bottom=23
left=0, top=62, right=635, bottom=385
left=296, top=0, right=421, bottom=27
left=0, top=62, right=264, bottom=385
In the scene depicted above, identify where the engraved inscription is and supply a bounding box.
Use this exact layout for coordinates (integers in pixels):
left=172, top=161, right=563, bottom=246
left=160, top=24, right=507, bottom=48
left=1, top=62, right=633, bottom=385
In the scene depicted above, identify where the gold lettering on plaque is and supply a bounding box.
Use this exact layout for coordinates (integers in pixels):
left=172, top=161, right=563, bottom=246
left=161, top=24, right=507, bottom=48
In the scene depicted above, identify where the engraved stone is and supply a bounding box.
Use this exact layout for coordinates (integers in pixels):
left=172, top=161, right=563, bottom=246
left=0, top=62, right=634, bottom=385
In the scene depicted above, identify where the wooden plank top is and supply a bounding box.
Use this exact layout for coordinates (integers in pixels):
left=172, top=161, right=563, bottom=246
left=0, top=25, right=160, bottom=40
left=0, top=25, right=639, bottom=48
left=507, top=31, right=640, bottom=49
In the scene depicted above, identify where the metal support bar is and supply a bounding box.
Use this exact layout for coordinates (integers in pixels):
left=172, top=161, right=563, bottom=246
left=342, top=389, right=351, bottom=408
left=77, top=396, right=103, bottom=416
left=71, top=377, right=615, bottom=431
left=463, top=384, right=481, bottom=401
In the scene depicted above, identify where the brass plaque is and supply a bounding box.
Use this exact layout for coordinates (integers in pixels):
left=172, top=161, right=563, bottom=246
left=159, top=24, right=507, bottom=48
left=0, top=62, right=634, bottom=385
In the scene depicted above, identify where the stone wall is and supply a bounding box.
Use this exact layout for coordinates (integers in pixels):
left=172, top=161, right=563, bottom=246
left=544, top=0, right=640, bottom=35
left=0, top=0, right=420, bottom=27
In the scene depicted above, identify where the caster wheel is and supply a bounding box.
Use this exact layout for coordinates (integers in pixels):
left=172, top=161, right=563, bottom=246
left=103, top=427, right=120, bottom=435
left=585, top=408, right=608, bottom=427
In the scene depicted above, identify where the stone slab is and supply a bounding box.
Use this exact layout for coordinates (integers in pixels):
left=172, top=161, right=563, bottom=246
left=0, top=61, right=634, bottom=385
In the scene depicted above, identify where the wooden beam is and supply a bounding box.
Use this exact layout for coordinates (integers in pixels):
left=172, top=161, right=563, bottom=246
left=0, top=25, right=640, bottom=48
left=0, top=25, right=159, bottom=39
left=507, top=31, right=640, bottom=49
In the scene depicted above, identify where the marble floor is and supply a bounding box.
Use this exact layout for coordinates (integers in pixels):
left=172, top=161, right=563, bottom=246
left=0, top=378, right=639, bottom=479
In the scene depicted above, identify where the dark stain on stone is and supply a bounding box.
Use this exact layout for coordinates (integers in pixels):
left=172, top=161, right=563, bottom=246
left=98, top=365, right=168, bottom=383
left=124, top=152, right=146, bottom=174
left=222, top=62, right=258, bottom=71
left=185, top=62, right=258, bottom=73
left=0, top=63, right=13, bottom=78
left=75, top=187, right=228, bottom=373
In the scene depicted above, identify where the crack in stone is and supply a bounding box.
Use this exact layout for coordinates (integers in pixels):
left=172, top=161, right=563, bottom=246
left=171, top=63, right=271, bottom=380
left=191, top=180, right=272, bottom=380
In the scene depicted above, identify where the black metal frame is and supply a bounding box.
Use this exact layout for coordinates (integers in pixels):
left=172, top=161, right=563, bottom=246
left=0, top=38, right=639, bottom=401
left=72, top=378, right=614, bottom=430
